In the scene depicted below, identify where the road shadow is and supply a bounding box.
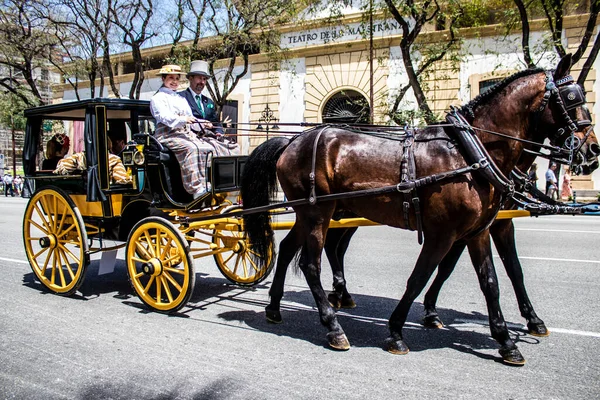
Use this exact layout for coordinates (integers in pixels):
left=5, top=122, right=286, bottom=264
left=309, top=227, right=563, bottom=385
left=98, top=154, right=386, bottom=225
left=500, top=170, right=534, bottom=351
left=218, top=289, right=539, bottom=363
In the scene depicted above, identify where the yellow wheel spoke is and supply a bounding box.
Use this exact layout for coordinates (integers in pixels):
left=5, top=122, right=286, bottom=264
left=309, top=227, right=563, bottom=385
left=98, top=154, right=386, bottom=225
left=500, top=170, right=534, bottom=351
left=159, top=276, right=174, bottom=303
left=241, top=257, right=249, bottom=278
left=160, top=240, right=173, bottom=260
left=56, top=223, right=76, bottom=239
left=246, top=255, right=260, bottom=273
left=57, top=247, right=76, bottom=280
left=163, top=271, right=183, bottom=292
left=131, top=256, right=147, bottom=264
left=52, top=196, right=58, bottom=231
left=135, top=241, right=152, bottom=260
left=56, top=251, right=68, bottom=287
left=50, top=251, right=57, bottom=285
left=33, top=203, right=51, bottom=233
left=155, top=275, right=162, bottom=303
left=142, top=275, right=156, bottom=295
left=58, top=243, right=79, bottom=264
left=40, top=248, right=52, bottom=276
left=221, top=251, right=236, bottom=265
left=28, top=218, right=47, bottom=234
left=32, top=246, right=49, bottom=261
left=141, top=231, right=156, bottom=257
left=164, top=266, right=185, bottom=275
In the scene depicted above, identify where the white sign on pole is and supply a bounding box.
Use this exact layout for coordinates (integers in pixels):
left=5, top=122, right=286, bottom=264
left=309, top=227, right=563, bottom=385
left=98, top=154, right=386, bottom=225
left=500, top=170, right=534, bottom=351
left=0, top=154, right=4, bottom=170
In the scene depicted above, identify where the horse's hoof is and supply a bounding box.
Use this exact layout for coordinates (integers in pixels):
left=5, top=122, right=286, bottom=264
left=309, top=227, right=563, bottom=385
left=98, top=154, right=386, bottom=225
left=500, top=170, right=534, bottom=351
left=340, top=297, right=357, bottom=309
left=528, top=322, right=550, bottom=337
left=327, top=293, right=342, bottom=309
left=327, top=332, right=350, bottom=351
left=499, top=347, right=526, bottom=366
left=423, top=314, right=444, bottom=329
left=385, top=337, right=410, bottom=355
left=265, top=308, right=282, bottom=324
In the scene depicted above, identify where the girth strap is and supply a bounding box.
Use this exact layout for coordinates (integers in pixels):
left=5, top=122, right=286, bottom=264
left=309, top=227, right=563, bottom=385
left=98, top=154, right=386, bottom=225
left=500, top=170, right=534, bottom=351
left=400, top=128, right=424, bottom=244
left=309, top=126, right=328, bottom=205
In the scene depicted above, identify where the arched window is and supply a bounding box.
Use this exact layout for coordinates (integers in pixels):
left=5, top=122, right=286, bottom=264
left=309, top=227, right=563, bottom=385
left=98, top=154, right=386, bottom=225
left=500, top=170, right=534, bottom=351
left=322, top=90, right=370, bottom=124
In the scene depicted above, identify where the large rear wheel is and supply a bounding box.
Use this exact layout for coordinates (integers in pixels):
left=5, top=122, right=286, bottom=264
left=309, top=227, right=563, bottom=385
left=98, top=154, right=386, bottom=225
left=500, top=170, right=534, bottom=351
left=126, top=217, right=194, bottom=313
left=23, top=187, right=89, bottom=296
left=213, top=207, right=275, bottom=286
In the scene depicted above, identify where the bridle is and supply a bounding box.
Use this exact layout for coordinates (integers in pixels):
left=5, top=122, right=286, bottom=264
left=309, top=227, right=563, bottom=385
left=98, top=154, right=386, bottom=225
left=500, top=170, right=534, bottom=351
left=533, top=72, right=593, bottom=169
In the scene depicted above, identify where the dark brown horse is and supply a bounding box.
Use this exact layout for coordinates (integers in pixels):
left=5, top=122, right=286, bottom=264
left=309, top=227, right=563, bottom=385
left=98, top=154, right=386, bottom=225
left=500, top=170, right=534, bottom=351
left=328, top=124, right=600, bottom=336
left=241, top=56, right=594, bottom=365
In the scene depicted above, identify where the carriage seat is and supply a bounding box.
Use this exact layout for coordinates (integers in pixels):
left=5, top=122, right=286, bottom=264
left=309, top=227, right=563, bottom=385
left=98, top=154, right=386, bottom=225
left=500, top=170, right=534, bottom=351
left=158, top=147, right=195, bottom=204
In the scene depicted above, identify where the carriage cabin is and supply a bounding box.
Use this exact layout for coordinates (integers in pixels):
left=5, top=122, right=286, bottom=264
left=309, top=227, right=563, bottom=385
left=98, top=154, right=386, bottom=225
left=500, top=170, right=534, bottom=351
left=22, top=98, right=247, bottom=241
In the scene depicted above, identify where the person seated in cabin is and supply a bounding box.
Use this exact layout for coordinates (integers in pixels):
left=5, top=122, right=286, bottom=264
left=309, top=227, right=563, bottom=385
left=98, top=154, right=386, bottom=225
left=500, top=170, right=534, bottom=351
left=150, top=64, right=215, bottom=199
left=53, top=137, right=131, bottom=185
left=41, top=134, right=70, bottom=171
left=107, top=122, right=128, bottom=157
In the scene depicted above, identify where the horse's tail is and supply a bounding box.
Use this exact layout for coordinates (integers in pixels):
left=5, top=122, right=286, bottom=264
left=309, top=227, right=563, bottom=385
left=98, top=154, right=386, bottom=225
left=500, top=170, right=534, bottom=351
left=241, top=136, right=290, bottom=265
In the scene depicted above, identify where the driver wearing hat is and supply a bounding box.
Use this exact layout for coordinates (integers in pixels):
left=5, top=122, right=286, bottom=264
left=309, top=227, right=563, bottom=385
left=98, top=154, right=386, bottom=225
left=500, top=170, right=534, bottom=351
left=178, top=60, right=224, bottom=135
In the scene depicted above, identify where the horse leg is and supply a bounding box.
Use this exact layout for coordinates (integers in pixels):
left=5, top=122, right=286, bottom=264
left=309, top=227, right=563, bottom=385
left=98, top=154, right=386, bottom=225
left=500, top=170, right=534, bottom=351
left=325, top=227, right=358, bottom=309
left=265, top=225, right=302, bottom=324
left=467, top=231, right=526, bottom=365
left=490, top=220, right=548, bottom=336
left=422, top=241, right=467, bottom=329
left=386, top=238, right=454, bottom=355
left=298, top=213, right=350, bottom=350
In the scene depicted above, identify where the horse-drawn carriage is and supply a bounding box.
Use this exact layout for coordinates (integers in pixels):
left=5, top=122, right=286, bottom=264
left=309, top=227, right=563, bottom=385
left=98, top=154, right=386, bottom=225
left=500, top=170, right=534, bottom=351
left=22, top=98, right=272, bottom=313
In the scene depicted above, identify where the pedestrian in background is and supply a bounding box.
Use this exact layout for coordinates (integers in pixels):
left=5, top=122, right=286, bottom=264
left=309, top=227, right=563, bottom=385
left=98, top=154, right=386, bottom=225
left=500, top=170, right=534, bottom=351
left=527, top=163, right=538, bottom=189
left=545, top=163, right=558, bottom=200
left=3, top=173, right=14, bottom=197
left=561, top=166, right=572, bottom=201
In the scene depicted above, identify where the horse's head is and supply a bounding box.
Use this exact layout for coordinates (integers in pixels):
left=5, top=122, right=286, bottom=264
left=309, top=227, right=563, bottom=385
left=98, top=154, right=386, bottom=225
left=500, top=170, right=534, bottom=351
left=537, top=54, right=600, bottom=175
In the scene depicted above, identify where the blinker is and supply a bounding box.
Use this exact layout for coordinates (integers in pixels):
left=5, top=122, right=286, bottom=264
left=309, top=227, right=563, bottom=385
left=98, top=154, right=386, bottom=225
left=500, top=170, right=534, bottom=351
left=559, top=84, right=586, bottom=110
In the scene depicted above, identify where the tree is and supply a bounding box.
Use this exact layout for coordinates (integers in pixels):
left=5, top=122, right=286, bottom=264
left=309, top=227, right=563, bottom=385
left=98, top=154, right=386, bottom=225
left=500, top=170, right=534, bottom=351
left=110, top=0, right=156, bottom=99
left=0, top=0, right=57, bottom=106
left=169, top=0, right=301, bottom=115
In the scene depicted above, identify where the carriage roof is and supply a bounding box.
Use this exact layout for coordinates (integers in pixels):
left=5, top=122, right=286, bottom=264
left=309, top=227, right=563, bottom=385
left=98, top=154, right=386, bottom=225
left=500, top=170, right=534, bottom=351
left=23, top=98, right=152, bottom=120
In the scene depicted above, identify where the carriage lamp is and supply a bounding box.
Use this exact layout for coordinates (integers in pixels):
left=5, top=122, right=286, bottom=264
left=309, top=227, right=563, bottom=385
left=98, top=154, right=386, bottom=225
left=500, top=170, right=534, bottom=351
left=133, top=150, right=145, bottom=165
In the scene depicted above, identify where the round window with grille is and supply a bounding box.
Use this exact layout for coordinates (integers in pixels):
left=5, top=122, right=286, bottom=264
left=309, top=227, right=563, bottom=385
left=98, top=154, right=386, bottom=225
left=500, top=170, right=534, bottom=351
left=321, top=90, right=370, bottom=124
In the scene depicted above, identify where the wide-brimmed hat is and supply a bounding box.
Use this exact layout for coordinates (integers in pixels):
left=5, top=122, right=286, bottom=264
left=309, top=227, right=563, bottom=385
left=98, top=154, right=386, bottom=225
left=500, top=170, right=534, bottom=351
left=156, top=64, right=187, bottom=76
left=187, top=60, right=211, bottom=78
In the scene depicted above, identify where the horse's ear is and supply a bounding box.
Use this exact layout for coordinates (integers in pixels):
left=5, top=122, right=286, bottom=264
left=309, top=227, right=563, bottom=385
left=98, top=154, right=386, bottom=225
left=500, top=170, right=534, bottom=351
left=554, top=54, right=573, bottom=80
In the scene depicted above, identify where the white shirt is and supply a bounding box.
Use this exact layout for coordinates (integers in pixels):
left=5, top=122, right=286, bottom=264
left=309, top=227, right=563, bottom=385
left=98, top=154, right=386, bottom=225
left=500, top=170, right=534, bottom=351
left=150, top=86, right=194, bottom=129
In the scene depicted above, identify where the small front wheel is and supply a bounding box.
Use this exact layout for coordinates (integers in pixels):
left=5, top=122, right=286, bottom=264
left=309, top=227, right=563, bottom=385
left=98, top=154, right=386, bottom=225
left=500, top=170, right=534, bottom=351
left=126, top=217, right=195, bottom=313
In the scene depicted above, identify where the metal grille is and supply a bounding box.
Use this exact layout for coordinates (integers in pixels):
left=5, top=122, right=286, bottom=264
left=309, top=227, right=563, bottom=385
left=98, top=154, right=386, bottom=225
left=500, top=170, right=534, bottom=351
left=322, top=90, right=370, bottom=124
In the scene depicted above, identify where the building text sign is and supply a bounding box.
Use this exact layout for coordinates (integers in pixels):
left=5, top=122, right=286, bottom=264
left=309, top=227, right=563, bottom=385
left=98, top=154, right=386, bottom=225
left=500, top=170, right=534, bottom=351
left=281, top=19, right=403, bottom=49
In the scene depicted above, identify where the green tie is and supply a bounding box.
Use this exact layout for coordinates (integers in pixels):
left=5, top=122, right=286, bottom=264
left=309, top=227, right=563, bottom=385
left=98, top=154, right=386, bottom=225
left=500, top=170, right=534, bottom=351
left=195, top=95, right=204, bottom=117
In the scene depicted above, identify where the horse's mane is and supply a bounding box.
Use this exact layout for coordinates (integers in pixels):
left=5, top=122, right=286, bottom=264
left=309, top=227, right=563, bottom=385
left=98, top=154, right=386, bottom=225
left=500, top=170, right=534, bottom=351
left=461, top=67, right=545, bottom=120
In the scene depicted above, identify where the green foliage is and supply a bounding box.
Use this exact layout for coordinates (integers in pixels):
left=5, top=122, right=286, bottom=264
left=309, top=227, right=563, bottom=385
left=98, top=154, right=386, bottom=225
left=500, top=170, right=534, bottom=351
left=0, top=91, right=29, bottom=130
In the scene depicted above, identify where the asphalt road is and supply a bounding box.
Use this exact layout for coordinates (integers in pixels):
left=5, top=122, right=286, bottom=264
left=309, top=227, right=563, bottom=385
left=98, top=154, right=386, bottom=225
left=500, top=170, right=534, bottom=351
left=1, top=196, right=599, bottom=399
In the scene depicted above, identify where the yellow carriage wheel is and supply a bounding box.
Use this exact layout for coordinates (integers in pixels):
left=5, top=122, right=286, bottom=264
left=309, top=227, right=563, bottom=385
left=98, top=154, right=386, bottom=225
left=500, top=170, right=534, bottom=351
left=126, top=217, right=195, bottom=313
left=212, top=207, right=275, bottom=286
left=23, top=187, right=89, bottom=296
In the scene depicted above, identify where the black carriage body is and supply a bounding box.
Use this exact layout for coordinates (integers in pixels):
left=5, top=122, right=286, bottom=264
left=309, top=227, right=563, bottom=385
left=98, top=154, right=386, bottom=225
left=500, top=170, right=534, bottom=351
left=23, top=98, right=246, bottom=241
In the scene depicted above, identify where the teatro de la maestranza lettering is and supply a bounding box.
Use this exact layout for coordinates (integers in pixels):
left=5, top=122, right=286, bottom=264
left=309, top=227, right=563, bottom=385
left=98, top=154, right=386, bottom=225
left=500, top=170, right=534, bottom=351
left=281, top=19, right=403, bottom=49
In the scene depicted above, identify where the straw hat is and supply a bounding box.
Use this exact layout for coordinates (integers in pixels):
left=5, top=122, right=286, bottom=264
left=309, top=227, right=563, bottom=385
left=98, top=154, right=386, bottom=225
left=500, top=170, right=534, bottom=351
left=156, top=64, right=186, bottom=76
left=187, top=60, right=212, bottom=78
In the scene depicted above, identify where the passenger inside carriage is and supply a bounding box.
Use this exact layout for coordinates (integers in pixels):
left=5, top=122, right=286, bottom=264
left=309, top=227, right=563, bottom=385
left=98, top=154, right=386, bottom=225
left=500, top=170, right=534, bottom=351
left=41, top=134, right=69, bottom=171
left=53, top=137, right=131, bottom=185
